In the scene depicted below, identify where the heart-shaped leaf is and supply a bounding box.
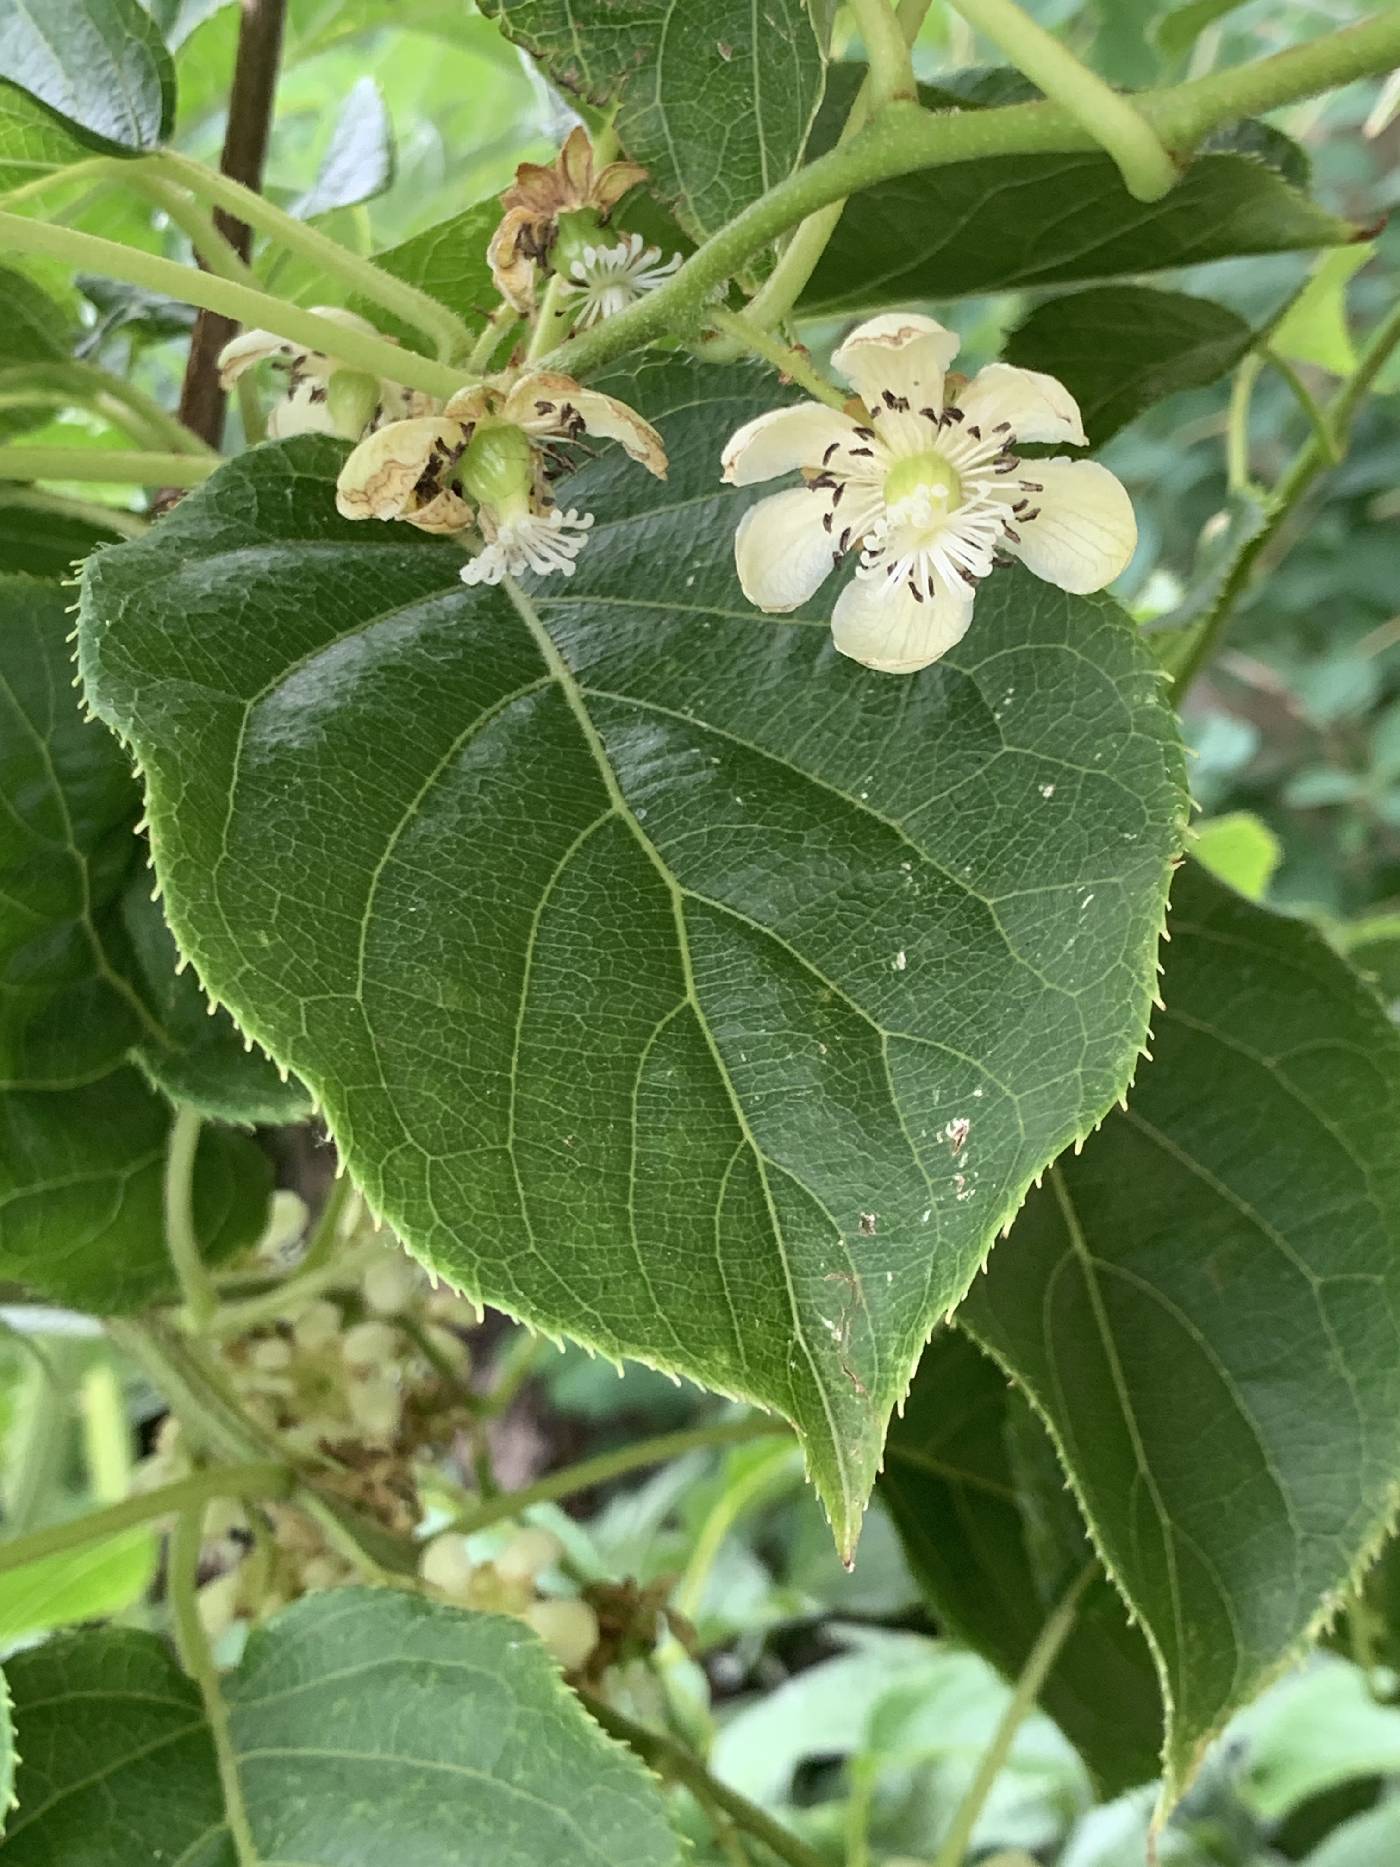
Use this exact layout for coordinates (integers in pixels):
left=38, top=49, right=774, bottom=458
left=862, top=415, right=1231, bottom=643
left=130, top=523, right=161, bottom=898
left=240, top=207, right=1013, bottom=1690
left=960, top=862, right=1400, bottom=1803
left=2, top=1594, right=684, bottom=1865
left=78, top=358, right=1185, bottom=1547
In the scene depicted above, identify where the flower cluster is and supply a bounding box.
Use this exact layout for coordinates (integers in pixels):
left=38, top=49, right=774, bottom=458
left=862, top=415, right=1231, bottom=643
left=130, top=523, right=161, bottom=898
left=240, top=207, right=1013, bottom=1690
left=218, top=308, right=431, bottom=441
left=334, top=369, right=667, bottom=584
left=722, top=312, right=1137, bottom=672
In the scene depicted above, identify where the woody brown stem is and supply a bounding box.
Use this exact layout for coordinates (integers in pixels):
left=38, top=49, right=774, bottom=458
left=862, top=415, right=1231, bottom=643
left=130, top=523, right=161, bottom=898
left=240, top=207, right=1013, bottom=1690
left=177, top=0, right=288, bottom=448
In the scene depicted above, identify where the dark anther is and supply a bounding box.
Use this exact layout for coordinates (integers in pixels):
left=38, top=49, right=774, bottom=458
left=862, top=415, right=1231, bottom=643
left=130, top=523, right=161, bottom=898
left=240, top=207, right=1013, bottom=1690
left=909, top=580, right=925, bottom=602
left=993, top=421, right=1011, bottom=434
left=1022, top=506, right=1041, bottom=521
left=853, top=425, right=876, bottom=441
left=535, top=401, right=556, bottom=415
left=1011, top=498, right=1029, bottom=514
left=831, top=481, right=845, bottom=505
left=822, top=510, right=833, bottom=533
left=837, top=527, right=852, bottom=552
left=1020, top=479, right=1042, bottom=492
left=821, top=440, right=841, bottom=465
left=848, top=446, right=874, bottom=458
left=943, top=405, right=964, bottom=424
left=957, top=563, right=978, bottom=585
left=1003, top=524, right=1022, bottom=544
left=966, top=424, right=981, bottom=440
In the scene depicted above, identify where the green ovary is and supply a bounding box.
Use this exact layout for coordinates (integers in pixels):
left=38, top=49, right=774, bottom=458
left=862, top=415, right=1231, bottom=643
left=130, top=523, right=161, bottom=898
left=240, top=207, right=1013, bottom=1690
left=459, top=422, right=534, bottom=511
left=882, top=450, right=962, bottom=513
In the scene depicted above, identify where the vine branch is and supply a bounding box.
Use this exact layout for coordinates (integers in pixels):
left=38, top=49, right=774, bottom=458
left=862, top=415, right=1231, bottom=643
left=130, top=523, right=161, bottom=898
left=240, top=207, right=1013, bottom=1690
left=178, top=0, right=287, bottom=448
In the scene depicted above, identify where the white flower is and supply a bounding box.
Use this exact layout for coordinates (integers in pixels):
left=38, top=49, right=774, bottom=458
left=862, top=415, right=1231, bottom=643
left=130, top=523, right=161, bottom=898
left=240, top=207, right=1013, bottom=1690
left=721, top=312, right=1137, bottom=674
left=218, top=308, right=433, bottom=442
left=335, top=368, right=667, bottom=585
left=560, top=232, right=683, bottom=328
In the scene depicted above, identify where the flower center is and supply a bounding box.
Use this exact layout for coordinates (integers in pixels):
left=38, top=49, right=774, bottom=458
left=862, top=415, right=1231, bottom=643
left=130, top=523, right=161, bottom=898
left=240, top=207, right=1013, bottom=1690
left=459, top=421, right=534, bottom=511
left=882, top=450, right=963, bottom=514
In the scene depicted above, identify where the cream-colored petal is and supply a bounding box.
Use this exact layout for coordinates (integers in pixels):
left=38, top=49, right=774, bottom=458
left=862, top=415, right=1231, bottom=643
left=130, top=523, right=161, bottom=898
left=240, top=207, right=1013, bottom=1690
left=959, top=362, right=1086, bottom=445
left=721, top=402, right=858, bottom=486
left=267, top=380, right=342, bottom=439
left=443, top=383, right=498, bottom=426
left=592, top=156, right=648, bottom=214
left=733, top=486, right=838, bottom=613
left=217, top=326, right=303, bottom=388
left=1007, top=457, right=1136, bottom=593
left=508, top=372, right=667, bottom=477
left=832, top=312, right=960, bottom=414
left=335, top=416, right=471, bottom=525
left=556, top=126, right=595, bottom=206
left=830, top=572, right=974, bottom=674
left=487, top=210, right=538, bottom=311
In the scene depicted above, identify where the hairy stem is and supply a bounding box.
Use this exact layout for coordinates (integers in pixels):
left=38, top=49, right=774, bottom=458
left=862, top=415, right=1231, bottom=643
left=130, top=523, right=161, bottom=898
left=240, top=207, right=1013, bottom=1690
left=0, top=212, right=466, bottom=400
left=443, top=1415, right=786, bottom=1538
left=1263, top=346, right=1341, bottom=462
left=848, top=0, right=918, bottom=108
left=726, top=0, right=932, bottom=339
left=0, top=486, right=148, bottom=538
left=156, top=150, right=473, bottom=361
left=541, top=10, right=1400, bottom=381
left=583, top=1696, right=828, bottom=1867
left=0, top=1461, right=292, bottom=1575
left=947, top=0, right=1177, bottom=198
left=164, top=1106, right=221, bottom=1331
left=932, top=1564, right=1094, bottom=1867
left=0, top=448, right=219, bottom=487
left=169, top=1498, right=260, bottom=1866
left=176, top=0, right=287, bottom=447
left=1173, top=297, right=1400, bottom=700
left=706, top=307, right=849, bottom=408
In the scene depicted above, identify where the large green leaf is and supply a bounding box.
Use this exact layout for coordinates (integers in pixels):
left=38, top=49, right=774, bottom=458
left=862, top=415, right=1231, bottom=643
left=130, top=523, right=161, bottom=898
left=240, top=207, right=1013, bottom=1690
left=1003, top=286, right=1254, bottom=450
left=0, top=574, right=304, bottom=1120
left=0, top=0, right=174, bottom=150
left=801, top=83, right=1357, bottom=315
left=959, top=862, right=1400, bottom=1803
left=0, top=1061, right=269, bottom=1309
left=77, top=358, right=1185, bottom=1548
left=3, top=1593, right=684, bottom=1864
left=0, top=1527, right=156, bottom=1642
left=881, top=1327, right=1161, bottom=1791
left=485, top=0, right=826, bottom=243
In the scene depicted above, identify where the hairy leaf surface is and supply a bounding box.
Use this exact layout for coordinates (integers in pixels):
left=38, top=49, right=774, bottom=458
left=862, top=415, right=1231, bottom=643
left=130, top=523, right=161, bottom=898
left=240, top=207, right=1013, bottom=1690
left=3, top=1594, right=683, bottom=1864
left=485, top=0, right=826, bottom=243
left=960, top=862, right=1400, bottom=1800
left=78, top=358, right=1185, bottom=1546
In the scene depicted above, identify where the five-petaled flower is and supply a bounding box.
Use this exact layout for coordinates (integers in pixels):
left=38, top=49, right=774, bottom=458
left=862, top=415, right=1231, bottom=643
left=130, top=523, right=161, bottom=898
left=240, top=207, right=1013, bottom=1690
left=560, top=231, right=684, bottom=329
left=488, top=127, right=648, bottom=312
left=217, top=308, right=432, bottom=441
left=334, top=370, right=667, bottom=585
left=721, top=312, right=1137, bottom=673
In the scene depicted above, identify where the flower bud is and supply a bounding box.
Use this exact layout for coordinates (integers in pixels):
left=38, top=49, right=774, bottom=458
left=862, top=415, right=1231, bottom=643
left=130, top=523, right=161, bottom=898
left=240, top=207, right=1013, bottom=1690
left=342, top=1319, right=398, bottom=1369
left=495, top=1526, right=563, bottom=1584
left=419, top=1532, right=476, bottom=1598
left=524, top=1597, right=600, bottom=1672
left=363, top=1253, right=419, bottom=1315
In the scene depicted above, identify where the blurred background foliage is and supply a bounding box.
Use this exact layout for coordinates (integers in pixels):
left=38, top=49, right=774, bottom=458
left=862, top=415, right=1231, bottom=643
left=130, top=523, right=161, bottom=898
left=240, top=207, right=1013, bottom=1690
left=1, top=1, right=1397, bottom=1862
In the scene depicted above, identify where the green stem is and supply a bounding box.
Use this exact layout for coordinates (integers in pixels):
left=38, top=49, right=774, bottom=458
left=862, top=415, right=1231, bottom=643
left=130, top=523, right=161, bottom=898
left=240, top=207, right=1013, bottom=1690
left=582, top=1695, right=828, bottom=1867
left=542, top=9, right=1400, bottom=381
left=152, top=151, right=472, bottom=362
left=0, top=211, right=466, bottom=401
left=675, top=1441, right=802, bottom=1620
left=847, top=0, right=917, bottom=108
left=728, top=0, right=931, bottom=339
left=525, top=272, right=572, bottom=362
left=164, top=1107, right=220, bottom=1331
left=79, top=1360, right=132, bottom=1502
left=3, top=1342, right=78, bottom=1535
left=207, top=1234, right=382, bottom=1338
left=1173, top=297, right=1400, bottom=701
left=466, top=301, right=520, bottom=374
left=169, top=1498, right=260, bottom=1867
left=443, top=1416, right=786, bottom=1538
left=0, top=486, right=148, bottom=537
left=931, top=1564, right=1094, bottom=1867
left=706, top=307, right=849, bottom=409
left=294, top=1174, right=360, bottom=1280
left=0, top=448, right=218, bottom=487
left=1263, top=346, right=1341, bottom=463
left=129, top=173, right=258, bottom=287
left=1225, top=351, right=1264, bottom=499
left=0, top=154, right=126, bottom=209
left=0, top=361, right=215, bottom=456
left=947, top=0, right=1177, bottom=199
left=108, top=1317, right=419, bottom=1576
left=0, top=1461, right=291, bottom=1575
